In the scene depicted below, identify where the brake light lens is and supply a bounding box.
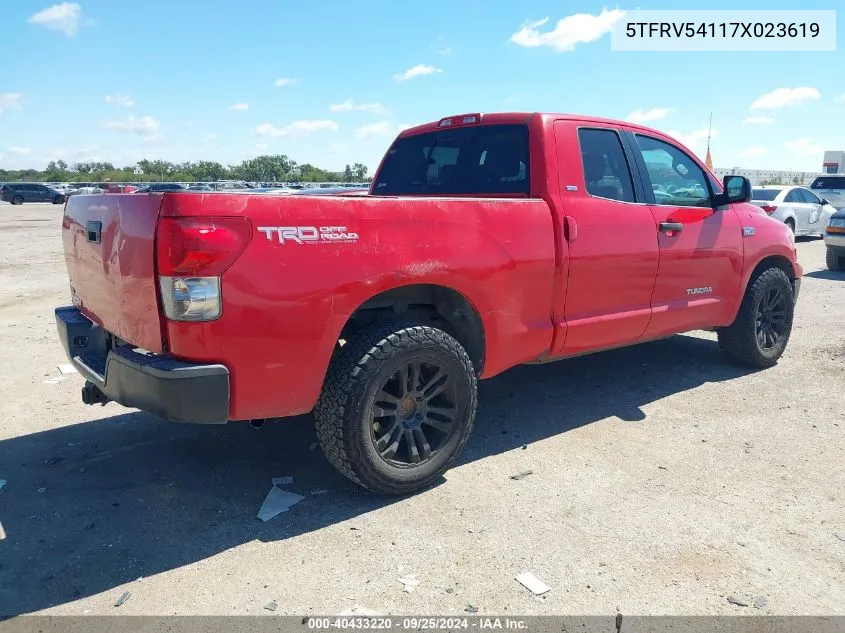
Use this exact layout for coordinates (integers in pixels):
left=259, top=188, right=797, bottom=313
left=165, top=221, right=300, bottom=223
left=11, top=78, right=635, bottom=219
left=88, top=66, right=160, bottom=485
left=760, top=205, right=777, bottom=215
left=156, top=216, right=252, bottom=276
left=438, top=113, right=481, bottom=128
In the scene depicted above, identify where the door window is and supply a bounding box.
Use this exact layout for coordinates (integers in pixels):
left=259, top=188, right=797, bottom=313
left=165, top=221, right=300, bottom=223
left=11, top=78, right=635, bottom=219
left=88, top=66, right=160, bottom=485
left=784, top=189, right=801, bottom=203
left=799, top=188, right=821, bottom=204
left=577, top=128, right=636, bottom=203
left=635, top=135, right=712, bottom=207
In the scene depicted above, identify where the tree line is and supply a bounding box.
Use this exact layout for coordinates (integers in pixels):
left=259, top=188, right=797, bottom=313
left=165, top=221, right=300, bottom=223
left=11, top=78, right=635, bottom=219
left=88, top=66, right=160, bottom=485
left=0, top=155, right=371, bottom=183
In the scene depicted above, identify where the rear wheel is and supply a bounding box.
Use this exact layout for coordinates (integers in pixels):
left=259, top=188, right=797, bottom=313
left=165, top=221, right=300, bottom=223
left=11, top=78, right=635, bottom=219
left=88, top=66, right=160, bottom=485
left=785, top=218, right=795, bottom=236
left=52, top=195, right=64, bottom=204
left=717, top=267, right=794, bottom=368
left=11, top=195, right=23, bottom=205
left=314, top=321, right=477, bottom=496
left=827, top=247, right=844, bottom=272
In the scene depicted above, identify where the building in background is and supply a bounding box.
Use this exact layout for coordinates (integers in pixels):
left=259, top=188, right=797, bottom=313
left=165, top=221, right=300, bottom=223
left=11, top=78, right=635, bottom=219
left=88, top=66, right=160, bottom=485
left=822, top=151, right=845, bottom=174
left=713, top=167, right=817, bottom=186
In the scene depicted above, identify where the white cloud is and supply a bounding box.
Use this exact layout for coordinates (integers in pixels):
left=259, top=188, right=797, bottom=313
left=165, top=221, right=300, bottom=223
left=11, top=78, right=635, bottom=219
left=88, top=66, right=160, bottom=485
left=626, top=108, right=673, bottom=123
left=666, top=127, right=717, bottom=155
left=742, top=116, right=775, bottom=125
left=329, top=143, right=350, bottom=153
left=229, top=102, right=249, bottom=111
left=9, top=147, right=32, bottom=155
left=255, top=143, right=268, bottom=151
left=103, top=115, right=161, bottom=137
left=785, top=138, right=823, bottom=156
left=256, top=120, right=339, bottom=138
left=28, top=2, right=82, bottom=36
left=355, top=121, right=407, bottom=141
left=105, top=94, right=134, bottom=107
left=329, top=99, right=388, bottom=115
left=510, top=8, right=625, bottom=52
left=751, top=87, right=821, bottom=110
left=0, top=93, right=23, bottom=115
left=835, top=93, right=845, bottom=102
left=737, top=146, right=768, bottom=159
left=394, top=64, right=442, bottom=82
left=274, top=78, right=297, bottom=87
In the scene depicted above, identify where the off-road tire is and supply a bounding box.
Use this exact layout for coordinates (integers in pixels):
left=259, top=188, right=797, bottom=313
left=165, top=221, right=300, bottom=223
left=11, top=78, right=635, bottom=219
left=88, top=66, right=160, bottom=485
left=314, top=321, right=478, bottom=496
left=717, top=267, right=794, bottom=368
left=827, top=247, right=843, bottom=272
left=11, top=195, right=23, bottom=205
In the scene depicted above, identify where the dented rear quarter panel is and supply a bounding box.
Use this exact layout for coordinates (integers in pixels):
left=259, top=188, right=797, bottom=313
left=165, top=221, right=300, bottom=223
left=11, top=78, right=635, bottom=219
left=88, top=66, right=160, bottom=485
left=160, top=193, right=557, bottom=420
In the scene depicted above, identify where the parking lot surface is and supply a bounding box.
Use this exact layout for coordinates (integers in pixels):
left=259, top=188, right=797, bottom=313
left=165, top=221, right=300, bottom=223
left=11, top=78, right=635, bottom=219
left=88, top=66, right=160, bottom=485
left=0, top=203, right=842, bottom=616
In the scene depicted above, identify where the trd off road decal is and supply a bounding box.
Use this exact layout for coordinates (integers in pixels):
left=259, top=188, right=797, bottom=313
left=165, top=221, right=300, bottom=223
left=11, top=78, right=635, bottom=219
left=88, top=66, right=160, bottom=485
left=258, top=226, right=359, bottom=245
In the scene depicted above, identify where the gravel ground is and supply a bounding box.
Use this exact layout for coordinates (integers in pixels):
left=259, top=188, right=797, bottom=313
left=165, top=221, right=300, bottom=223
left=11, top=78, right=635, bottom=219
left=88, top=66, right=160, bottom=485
left=0, top=203, right=842, bottom=616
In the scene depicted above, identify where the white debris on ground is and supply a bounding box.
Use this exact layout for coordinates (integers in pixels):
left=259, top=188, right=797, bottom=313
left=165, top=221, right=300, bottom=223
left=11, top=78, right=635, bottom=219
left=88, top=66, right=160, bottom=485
left=397, top=574, right=420, bottom=593
left=257, top=485, right=304, bottom=522
left=0, top=479, right=6, bottom=490
left=0, top=520, right=6, bottom=541
left=271, top=476, right=294, bottom=486
left=57, top=364, right=77, bottom=375
left=43, top=377, right=65, bottom=385
left=515, top=571, right=551, bottom=595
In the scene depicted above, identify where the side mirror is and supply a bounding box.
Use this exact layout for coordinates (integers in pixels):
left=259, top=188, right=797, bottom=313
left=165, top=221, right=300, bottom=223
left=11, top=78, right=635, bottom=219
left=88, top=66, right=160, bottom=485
left=821, top=198, right=830, bottom=206
left=717, top=175, right=751, bottom=205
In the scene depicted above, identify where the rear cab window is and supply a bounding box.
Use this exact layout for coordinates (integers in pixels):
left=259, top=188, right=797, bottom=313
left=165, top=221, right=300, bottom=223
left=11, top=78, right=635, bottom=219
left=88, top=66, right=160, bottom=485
left=811, top=176, right=845, bottom=189
left=372, top=124, right=529, bottom=196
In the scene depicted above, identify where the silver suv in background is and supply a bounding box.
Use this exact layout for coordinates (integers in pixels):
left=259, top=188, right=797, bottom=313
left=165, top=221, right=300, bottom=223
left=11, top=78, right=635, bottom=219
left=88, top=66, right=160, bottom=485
left=810, top=175, right=845, bottom=210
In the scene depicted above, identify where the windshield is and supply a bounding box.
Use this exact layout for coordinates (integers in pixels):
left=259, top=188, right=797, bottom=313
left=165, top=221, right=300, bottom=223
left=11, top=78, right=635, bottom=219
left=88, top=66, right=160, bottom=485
left=372, top=124, right=530, bottom=196
left=751, top=189, right=780, bottom=201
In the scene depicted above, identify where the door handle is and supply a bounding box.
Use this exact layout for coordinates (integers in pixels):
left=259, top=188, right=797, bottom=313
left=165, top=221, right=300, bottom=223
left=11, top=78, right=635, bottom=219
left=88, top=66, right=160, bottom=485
left=659, top=222, right=683, bottom=234
left=564, top=216, right=578, bottom=242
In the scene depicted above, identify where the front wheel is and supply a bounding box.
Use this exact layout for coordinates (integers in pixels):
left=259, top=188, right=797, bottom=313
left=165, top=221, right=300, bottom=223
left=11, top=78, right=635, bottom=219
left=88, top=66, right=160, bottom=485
left=314, top=321, right=478, bottom=496
left=717, top=267, right=794, bottom=368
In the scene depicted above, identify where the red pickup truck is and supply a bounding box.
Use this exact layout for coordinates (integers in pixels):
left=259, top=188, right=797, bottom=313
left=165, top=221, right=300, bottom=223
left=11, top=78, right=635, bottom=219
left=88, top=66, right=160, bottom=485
left=56, top=112, right=802, bottom=495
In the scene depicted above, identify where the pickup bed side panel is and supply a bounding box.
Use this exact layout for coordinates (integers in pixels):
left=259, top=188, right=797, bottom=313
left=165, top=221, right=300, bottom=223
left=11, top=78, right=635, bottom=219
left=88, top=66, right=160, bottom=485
left=62, top=194, right=165, bottom=352
left=161, top=194, right=557, bottom=420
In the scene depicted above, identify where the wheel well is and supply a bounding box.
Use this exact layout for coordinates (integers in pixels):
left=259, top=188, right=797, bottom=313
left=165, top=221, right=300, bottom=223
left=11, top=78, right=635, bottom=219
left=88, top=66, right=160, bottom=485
left=340, top=284, right=485, bottom=375
left=750, top=255, right=795, bottom=283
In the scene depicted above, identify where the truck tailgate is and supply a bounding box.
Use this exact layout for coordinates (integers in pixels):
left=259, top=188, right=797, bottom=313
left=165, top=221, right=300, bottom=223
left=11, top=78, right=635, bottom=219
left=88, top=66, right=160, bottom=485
left=62, top=194, right=165, bottom=353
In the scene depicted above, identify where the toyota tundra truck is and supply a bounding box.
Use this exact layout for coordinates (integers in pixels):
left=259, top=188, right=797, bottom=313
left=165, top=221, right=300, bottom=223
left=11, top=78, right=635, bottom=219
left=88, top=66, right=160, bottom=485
left=56, top=112, right=802, bottom=495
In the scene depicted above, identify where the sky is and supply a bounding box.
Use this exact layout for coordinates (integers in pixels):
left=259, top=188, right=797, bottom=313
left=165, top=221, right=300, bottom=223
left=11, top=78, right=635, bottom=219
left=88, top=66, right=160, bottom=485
left=0, top=0, right=843, bottom=175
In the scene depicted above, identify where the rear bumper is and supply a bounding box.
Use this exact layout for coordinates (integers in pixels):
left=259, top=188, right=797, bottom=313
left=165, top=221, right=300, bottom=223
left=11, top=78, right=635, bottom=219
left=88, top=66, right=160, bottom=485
left=824, top=233, right=845, bottom=250
left=55, top=307, right=230, bottom=424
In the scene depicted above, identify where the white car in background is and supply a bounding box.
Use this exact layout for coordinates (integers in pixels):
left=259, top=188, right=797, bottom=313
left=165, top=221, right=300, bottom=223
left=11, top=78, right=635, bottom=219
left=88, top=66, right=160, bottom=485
left=809, top=175, right=845, bottom=210
left=750, top=185, right=837, bottom=237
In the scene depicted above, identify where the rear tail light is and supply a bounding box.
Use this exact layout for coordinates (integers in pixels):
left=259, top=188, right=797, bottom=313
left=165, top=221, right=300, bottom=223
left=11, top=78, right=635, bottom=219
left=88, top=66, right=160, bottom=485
left=159, top=276, right=221, bottom=321
left=760, top=205, right=777, bottom=215
left=156, top=217, right=251, bottom=321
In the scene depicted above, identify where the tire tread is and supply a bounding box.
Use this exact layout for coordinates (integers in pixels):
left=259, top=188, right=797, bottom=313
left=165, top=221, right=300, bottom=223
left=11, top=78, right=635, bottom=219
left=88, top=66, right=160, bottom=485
left=314, top=320, right=477, bottom=495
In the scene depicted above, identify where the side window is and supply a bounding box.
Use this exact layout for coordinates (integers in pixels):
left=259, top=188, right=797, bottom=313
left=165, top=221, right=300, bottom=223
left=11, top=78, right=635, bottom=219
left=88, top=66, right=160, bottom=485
left=577, top=128, right=636, bottom=203
left=784, top=189, right=801, bottom=203
left=801, top=189, right=821, bottom=204
left=635, top=135, right=712, bottom=207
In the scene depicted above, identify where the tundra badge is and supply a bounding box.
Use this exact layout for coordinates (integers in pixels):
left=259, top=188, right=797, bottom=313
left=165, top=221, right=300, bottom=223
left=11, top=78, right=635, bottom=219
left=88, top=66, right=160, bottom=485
left=686, top=287, right=713, bottom=296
